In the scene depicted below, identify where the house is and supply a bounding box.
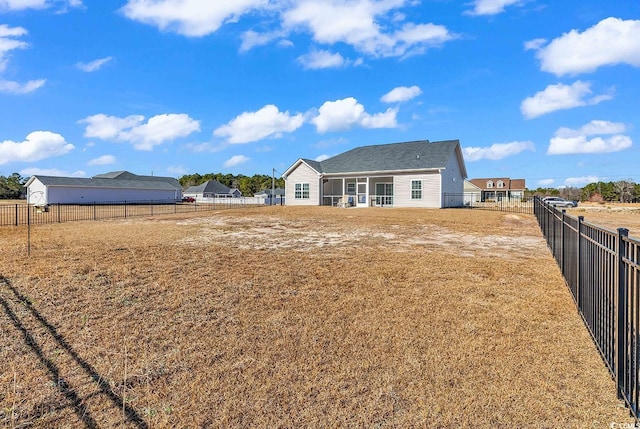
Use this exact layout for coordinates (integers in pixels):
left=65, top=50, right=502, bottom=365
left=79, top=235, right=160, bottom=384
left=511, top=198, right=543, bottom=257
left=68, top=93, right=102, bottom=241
left=463, top=180, right=482, bottom=205
left=467, top=178, right=526, bottom=202
left=25, top=171, right=182, bottom=205
left=254, top=188, right=285, bottom=205
left=282, top=139, right=467, bottom=208
left=182, top=180, right=242, bottom=199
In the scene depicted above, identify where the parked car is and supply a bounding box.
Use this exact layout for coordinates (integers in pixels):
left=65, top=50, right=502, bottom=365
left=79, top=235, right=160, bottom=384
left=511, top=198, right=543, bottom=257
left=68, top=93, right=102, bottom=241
left=543, top=197, right=578, bottom=208
left=182, top=196, right=195, bottom=202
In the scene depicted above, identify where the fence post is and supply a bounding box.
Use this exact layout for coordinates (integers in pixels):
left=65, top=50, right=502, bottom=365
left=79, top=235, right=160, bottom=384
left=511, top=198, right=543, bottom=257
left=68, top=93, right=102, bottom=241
left=616, top=227, right=629, bottom=400
left=561, top=209, right=566, bottom=275
left=57, top=204, right=61, bottom=223
left=576, top=216, right=584, bottom=309
left=15, top=204, right=18, bottom=226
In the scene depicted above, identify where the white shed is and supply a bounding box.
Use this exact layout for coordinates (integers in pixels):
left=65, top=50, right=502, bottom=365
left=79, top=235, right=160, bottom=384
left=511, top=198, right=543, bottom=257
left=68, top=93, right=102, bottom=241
left=25, top=171, right=182, bottom=205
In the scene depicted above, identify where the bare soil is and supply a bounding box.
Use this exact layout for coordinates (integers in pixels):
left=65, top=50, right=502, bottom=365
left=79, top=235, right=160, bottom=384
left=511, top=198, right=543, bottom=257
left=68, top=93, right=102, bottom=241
left=0, top=206, right=633, bottom=427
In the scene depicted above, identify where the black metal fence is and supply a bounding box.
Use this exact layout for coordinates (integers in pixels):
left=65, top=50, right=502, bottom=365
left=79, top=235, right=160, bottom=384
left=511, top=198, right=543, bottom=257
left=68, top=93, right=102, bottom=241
left=0, top=199, right=262, bottom=227
left=443, top=193, right=534, bottom=214
left=534, top=196, right=640, bottom=419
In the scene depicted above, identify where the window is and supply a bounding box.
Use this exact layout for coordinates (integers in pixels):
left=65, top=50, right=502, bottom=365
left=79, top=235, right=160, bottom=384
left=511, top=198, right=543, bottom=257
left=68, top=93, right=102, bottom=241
left=346, top=183, right=355, bottom=194
left=487, top=180, right=494, bottom=188
left=411, top=180, right=422, bottom=199
left=294, top=183, right=310, bottom=199
left=497, top=180, right=504, bottom=188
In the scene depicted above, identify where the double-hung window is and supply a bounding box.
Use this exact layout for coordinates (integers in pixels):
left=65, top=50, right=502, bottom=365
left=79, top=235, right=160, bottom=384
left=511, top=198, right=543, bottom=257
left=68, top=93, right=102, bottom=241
left=295, top=183, right=310, bottom=199
left=411, top=180, right=422, bottom=199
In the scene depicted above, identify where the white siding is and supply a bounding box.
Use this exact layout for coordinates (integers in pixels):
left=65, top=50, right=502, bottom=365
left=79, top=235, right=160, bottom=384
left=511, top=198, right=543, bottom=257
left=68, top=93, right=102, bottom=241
left=285, top=162, right=321, bottom=206
left=46, top=186, right=178, bottom=204
left=27, top=179, right=48, bottom=205
left=393, top=172, right=441, bottom=208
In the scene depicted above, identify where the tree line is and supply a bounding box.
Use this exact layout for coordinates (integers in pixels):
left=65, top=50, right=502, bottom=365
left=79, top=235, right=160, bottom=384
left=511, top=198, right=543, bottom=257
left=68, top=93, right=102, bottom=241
left=527, top=180, right=640, bottom=203
left=178, top=173, right=285, bottom=197
left=0, top=173, right=26, bottom=199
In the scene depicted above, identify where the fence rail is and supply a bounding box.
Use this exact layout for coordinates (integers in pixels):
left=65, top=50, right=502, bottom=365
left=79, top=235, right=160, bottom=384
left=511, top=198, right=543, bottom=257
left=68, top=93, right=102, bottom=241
left=444, top=193, right=534, bottom=214
left=0, top=199, right=264, bottom=227
left=534, top=196, right=640, bottom=419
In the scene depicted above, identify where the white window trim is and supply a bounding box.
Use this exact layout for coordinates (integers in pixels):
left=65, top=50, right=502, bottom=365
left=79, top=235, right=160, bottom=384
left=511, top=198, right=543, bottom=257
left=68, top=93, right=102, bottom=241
left=295, top=183, right=310, bottom=199
left=411, top=180, right=422, bottom=200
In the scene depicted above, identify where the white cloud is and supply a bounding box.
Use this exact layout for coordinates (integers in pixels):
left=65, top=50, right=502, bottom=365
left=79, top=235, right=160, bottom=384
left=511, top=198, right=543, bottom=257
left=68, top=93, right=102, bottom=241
left=520, top=81, right=612, bottom=119
left=297, top=49, right=346, bottom=69
left=121, top=1, right=456, bottom=58
left=0, top=25, right=46, bottom=93
left=0, top=0, right=82, bottom=11
left=532, top=18, right=640, bottom=76
left=80, top=113, right=200, bottom=151
left=315, top=154, right=330, bottom=162
left=120, top=0, right=265, bottom=37
left=548, top=120, right=632, bottom=155
left=0, top=78, right=45, bottom=94
left=311, top=97, right=397, bottom=133
left=76, top=56, right=113, bottom=72
left=564, top=176, right=599, bottom=187
left=283, top=2, right=456, bottom=57
left=240, top=30, right=284, bottom=52
left=462, top=141, right=535, bottom=161
left=0, top=131, right=74, bottom=165
left=524, top=38, right=546, bottom=51
left=537, top=178, right=555, bottom=186
left=214, top=104, right=304, bottom=144
left=20, top=167, right=86, bottom=177
left=223, top=155, right=249, bottom=168
left=464, top=0, right=522, bottom=16
left=380, top=85, right=422, bottom=103
left=87, top=154, right=116, bottom=166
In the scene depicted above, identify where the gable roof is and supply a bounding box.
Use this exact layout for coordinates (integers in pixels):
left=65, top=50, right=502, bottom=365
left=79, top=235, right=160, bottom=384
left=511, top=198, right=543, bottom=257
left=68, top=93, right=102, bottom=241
left=184, top=180, right=232, bottom=195
left=25, top=175, right=181, bottom=191
left=93, top=171, right=181, bottom=188
left=284, top=140, right=466, bottom=178
left=469, top=178, right=526, bottom=191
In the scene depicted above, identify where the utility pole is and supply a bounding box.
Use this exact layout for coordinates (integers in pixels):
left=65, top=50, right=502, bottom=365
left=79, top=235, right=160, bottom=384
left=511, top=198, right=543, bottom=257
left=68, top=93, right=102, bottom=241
left=272, top=168, right=275, bottom=206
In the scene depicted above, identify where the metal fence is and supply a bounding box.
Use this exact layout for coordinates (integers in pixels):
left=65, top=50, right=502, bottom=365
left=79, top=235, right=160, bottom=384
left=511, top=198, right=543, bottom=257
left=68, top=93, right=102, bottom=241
left=534, top=196, right=640, bottom=419
left=443, top=193, right=534, bottom=214
left=0, top=199, right=264, bottom=227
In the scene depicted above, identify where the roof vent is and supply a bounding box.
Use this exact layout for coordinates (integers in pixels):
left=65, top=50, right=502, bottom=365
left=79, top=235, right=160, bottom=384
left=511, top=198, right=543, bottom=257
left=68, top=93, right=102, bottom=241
left=416, top=154, right=420, bottom=159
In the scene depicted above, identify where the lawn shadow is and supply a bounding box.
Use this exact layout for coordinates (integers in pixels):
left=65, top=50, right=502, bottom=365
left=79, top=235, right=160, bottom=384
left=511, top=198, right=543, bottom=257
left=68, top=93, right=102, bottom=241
left=0, top=275, right=148, bottom=428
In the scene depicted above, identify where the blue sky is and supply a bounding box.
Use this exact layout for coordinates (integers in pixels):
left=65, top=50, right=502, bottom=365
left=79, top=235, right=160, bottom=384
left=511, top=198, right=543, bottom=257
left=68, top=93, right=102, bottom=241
left=0, top=0, right=639, bottom=189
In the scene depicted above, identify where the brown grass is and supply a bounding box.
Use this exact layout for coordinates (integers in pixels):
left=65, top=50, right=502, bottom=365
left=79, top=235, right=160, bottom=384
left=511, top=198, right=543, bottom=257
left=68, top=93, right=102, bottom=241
left=0, top=207, right=634, bottom=427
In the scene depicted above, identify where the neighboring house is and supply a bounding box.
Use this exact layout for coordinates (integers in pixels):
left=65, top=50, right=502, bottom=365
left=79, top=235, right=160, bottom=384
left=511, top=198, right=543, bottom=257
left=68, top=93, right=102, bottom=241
left=25, top=171, right=182, bottom=205
left=463, top=180, right=482, bottom=205
left=254, top=188, right=285, bottom=205
left=183, top=180, right=242, bottom=199
left=468, top=178, right=526, bottom=202
left=282, top=139, right=467, bottom=208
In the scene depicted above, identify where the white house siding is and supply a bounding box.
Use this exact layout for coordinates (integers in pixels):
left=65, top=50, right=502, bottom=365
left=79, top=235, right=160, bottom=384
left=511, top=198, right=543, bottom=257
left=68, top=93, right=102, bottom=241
left=285, top=162, right=321, bottom=206
left=46, top=186, right=178, bottom=204
left=440, top=154, right=465, bottom=207
left=27, top=179, right=48, bottom=205
left=393, top=172, right=441, bottom=208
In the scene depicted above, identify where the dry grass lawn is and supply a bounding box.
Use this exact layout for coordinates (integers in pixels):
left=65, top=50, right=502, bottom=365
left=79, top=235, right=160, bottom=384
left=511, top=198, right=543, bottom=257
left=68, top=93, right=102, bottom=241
left=0, top=206, right=634, bottom=427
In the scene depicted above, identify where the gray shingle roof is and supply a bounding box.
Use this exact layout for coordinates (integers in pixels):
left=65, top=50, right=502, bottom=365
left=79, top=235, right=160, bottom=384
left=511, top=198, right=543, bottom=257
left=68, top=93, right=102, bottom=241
left=184, top=180, right=231, bottom=195
left=93, top=171, right=181, bottom=188
left=303, top=140, right=461, bottom=174
left=31, top=175, right=181, bottom=191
